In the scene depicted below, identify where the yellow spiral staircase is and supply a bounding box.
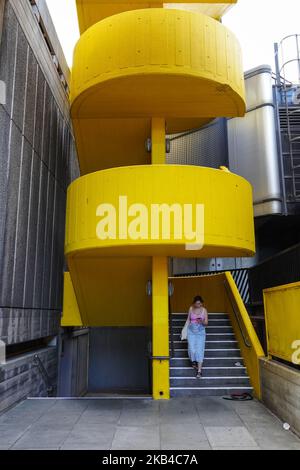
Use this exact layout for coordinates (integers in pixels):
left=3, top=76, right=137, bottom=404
left=62, top=1, right=255, bottom=399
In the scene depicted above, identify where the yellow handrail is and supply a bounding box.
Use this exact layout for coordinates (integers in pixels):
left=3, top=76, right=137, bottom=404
left=224, top=272, right=265, bottom=399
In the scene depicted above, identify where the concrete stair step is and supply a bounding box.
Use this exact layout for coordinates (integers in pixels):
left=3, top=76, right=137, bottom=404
left=170, top=357, right=244, bottom=367
left=171, top=319, right=231, bottom=327
left=171, top=326, right=234, bottom=334
left=170, top=386, right=253, bottom=398
left=172, top=349, right=241, bottom=358
left=171, top=341, right=238, bottom=350
left=170, top=376, right=251, bottom=387
left=168, top=312, right=251, bottom=397
left=171, top=313, right=228, bottom=320
left=170, top=333, right=236, bottom=341
left=170, top=366, right=247, bottom=377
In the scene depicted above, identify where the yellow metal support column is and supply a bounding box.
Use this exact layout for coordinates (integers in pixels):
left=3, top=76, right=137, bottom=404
left=151, top=117, right=169, bottom=399
left=151, top=117, right=166, bottom=165
left=152, top=256, right=170, bottom=400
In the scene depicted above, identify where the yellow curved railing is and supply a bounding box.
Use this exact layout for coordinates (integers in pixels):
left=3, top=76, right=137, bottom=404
left=62, top=1, right=256, bottom=399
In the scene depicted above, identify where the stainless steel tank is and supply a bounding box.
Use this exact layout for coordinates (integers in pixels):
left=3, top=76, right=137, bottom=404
left=228, top=65, right=283, bottom=217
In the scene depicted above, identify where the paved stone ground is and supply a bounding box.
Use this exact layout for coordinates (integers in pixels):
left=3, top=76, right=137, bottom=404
left=0, top=397, right=300, bottom=450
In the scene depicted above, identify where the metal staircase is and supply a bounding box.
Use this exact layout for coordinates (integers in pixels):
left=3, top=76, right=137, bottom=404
left=278, top=104, right=300, bottom=201
left=169, top=313, right=253, bottom=397
left=275, top=34, right=300, bottom=203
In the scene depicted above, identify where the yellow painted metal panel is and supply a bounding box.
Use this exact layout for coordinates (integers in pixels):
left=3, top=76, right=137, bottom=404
left=76, top=1, right=238, bottom=33
left=61, top=272, right=84, bottom=327
left=170, top=273, right=228, bottom=313
left=71, top=9, right=245, bottom=151
left=72, top=116, right=210, bottom=175
left=71, top=10, right=245, bottom=115
left=71, top=8, right=244, bottom=172
left=165, top=2, right=237, bottom=19
left=71, top=118, right=152, bottom=175
left=68, top=257, right=152, bottom=327
left=65, top=165, right=255, bottom=258
left=264, top=282, right=300, bottom=364
left=152, top=256, right=170, bottom=399
left=224, top=272, right=265, bottom=399
left=151, top=118, right=166, bottom=164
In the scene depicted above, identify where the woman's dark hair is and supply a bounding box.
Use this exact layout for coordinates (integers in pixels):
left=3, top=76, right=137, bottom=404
left=193, top=295, right=204, bottom=304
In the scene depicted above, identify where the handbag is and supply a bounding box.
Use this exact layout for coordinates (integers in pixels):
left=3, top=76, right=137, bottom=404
left=181, top=318, right=190, bottom=341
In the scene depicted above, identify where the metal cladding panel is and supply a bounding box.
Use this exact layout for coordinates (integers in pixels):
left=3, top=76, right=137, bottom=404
left=167, top=118, right=228, bottom=168
left=88, top=327, right=151, bottom=393
left=228, top=66, right=283, bottom=217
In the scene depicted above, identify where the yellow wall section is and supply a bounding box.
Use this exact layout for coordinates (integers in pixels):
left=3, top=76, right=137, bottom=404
left=65, top=165, right=255, bottom=258
left=76, top=1, right=238, bottom=33
left=170, top=274, right=228, bottom=313
left=61, top=272, right=83, bottom=327
left=72, top=118, right=151, bottom=175
left=264, top=282, right=300, bottom=364
left=68, top=256, right=152, bottom=327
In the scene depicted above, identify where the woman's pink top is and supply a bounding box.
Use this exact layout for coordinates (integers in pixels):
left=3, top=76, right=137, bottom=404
left=189, top=307, right=205, bottom=324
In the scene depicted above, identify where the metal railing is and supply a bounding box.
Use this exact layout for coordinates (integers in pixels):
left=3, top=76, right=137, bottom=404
left=33, top=354, right=55, bottom=396
left=169, top=297, right=175, bottom=359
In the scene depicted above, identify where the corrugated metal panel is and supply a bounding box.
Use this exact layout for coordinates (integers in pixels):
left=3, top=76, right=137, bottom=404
left=88, top=328, right=151, bottom=394
left=167, top=118, right=228, bottom=168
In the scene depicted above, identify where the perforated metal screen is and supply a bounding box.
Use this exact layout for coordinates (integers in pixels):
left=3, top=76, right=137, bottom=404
left=167, top=118, right=229, bottom=168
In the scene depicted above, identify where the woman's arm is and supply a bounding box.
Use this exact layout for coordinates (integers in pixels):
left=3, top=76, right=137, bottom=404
left=203, top=308, right=208, bottom=326
left=187, top=307, right=192, bottom=324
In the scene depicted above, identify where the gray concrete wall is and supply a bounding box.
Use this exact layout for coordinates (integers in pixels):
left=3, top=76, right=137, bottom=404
left=0, top=346, right=57, bottom=412
left=260, top=358, right=300, bottom=437
left=0, top=0, right=79, bottom=410
left=0, top=1, right=4, bottom=44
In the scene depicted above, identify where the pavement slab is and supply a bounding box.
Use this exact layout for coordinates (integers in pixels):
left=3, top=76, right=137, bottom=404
left=0, top=397, right=299, bottom=450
